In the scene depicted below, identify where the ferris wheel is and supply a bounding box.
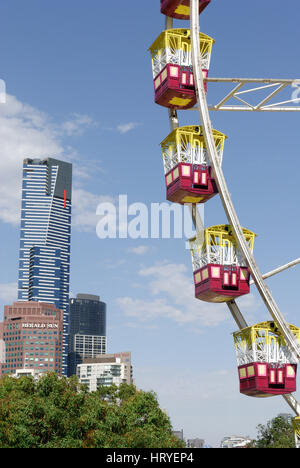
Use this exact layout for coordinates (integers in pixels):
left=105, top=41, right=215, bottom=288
left=149, top=0, right=300, bottom=447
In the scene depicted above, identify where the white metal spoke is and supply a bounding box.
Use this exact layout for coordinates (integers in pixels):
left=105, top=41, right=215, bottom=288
left=250, top=258, right=300, bottom=285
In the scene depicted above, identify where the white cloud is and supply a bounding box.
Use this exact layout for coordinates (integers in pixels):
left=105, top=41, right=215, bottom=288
left=117, top=262, right=231, bottom=327
left=117, top=296, right=185, bottom=322
left=0, top=94, right=110, bottom=232
left=103, top=259, right=127, bottom=270
left=73, top=160, right=104, bottom=180
left=137, top=366, right=237, bottom=404
left=72, top=188, right=115, bottom=233
left=61, top=113, right=97, bottom=136
left=117, top=262, right=261, bottom=328
left=117, top=122, right=141, bottom=134
left=127, top=245, right=150, bottom=255
left=0, top=94, right=64, bottom=225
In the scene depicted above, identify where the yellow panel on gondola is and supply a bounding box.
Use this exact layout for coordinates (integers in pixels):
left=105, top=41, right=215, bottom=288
left=149, top=29, right=214, bottom=64
left=191, top=225, right=256, bottom=257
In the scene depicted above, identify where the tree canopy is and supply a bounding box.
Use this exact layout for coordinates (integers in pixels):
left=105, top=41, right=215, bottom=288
left=0, top=373, right=185, bottom=449
left=255, top=415, right=294, bottom=448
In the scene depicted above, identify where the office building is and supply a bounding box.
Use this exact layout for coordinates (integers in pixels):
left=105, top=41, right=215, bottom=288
left=187, top=439, right=205, bottom=448
left=77, top=352, right=133, bottom=392
left=68, top=294, right=106, bottom=376
left=18, top=157, right=72, bottom=375
left=172, top=430, right=184, bottom=442
left=220, top=436, right=253, bottom=448
left=0, top=301, right=63, bottom=376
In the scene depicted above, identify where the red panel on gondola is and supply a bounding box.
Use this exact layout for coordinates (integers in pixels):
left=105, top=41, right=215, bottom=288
left=193, top=264, right=250, bottom=303
left=165, top=162, right=218, bottom=204
left=154, top=64, right=208, bottom=110
left=161, top=0, right=211, bottom=20
left=238, top=363, right=297, bottom=398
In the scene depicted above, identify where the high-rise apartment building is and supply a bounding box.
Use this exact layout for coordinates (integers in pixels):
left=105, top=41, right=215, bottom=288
left=77, top=352, right=133, bottom=391
left=0, top=301, right=63, bottom=376
left=18, top=158, right=72, bottom=375
left=68, top=294, right=107, bottom=376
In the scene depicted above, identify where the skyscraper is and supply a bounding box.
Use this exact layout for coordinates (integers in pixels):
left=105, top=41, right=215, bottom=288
left=18, top=158, right=72, bottom=375
left=68, top=294, right=107, bottom=376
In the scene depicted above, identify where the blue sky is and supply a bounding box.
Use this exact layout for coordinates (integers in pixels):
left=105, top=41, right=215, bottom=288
left=0, top=0, right=300, bottom=447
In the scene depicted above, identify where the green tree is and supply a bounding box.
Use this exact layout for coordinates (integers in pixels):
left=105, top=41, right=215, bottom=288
left=255, top=415, right=294, bottom=448
left=0, top=374, right=184, bottom=449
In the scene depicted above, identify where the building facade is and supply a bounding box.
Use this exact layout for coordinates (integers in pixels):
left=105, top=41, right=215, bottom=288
left=0, top=301, right=63, bottom=376
left=18, top=158, right=72, bottom=375
left=68, top=294, right=106, bottom=376
left=172, top=430, right=184, bottom=442
left=278, top=413, right=293, bottom=424
left=187, top=439, right=205, bottom=448
left=13, top=368, right=42, bottom=381
left=220, top=436, right=253, bottom=448
left=77, top=352, right=133, bottom=392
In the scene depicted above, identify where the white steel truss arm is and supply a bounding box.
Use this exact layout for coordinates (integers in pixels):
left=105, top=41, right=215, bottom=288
left=190, top=0, right=300, bottom=361
left=187, top=78, right=300, bottom=112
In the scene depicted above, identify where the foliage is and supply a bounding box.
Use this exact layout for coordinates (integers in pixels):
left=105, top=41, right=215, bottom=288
left=254, top=415, right=294, bottom=448
left=0, top=373, right=184, bottom=449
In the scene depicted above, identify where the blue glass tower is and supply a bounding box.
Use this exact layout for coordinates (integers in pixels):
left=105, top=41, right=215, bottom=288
left=18, top=158, right=72, bottom=375
left=68, top=294, right=107, bottom=376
